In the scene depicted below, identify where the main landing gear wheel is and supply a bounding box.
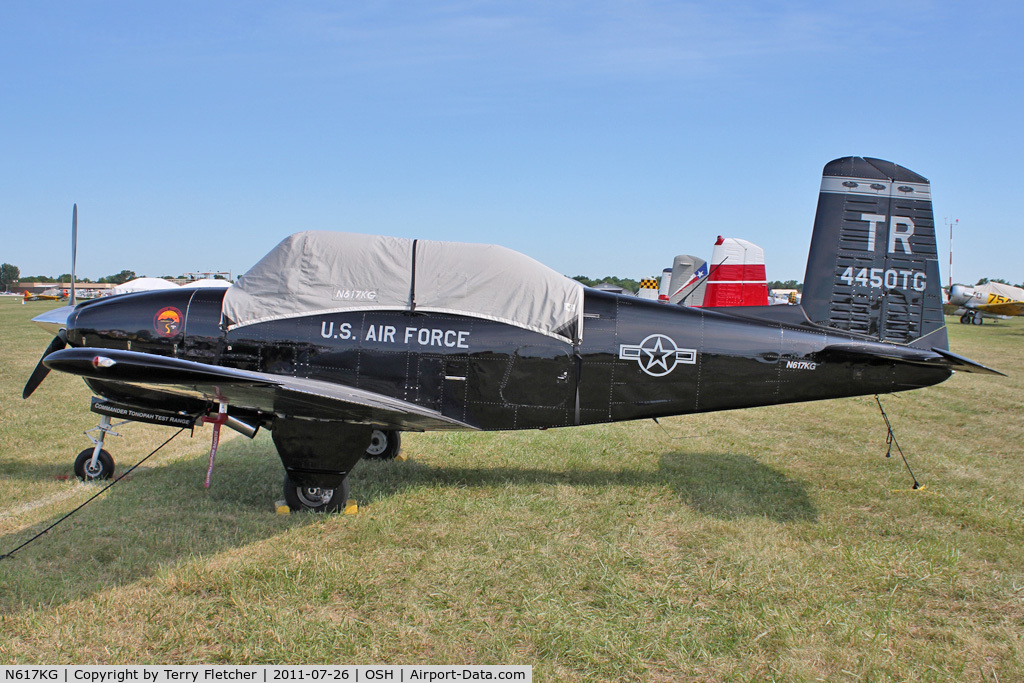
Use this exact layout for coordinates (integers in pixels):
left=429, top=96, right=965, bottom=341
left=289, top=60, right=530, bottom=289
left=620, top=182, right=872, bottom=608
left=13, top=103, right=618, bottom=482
left=283, top=474, right=350, bottom=513
left=972, top=312, right=984, bottom=325
left=960, top=312, right=971, bottom=324
left=364, top=429, right=402, bottom=460
left=74, top=448, right=115, bottom=481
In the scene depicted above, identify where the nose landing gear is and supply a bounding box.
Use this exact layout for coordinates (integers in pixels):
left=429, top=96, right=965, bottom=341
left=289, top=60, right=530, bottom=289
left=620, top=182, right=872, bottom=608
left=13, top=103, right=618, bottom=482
left=74, top=414, right=126, bottom=480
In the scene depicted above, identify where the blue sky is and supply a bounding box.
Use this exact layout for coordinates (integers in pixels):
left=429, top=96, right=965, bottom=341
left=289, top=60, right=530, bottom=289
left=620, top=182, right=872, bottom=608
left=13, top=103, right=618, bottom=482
left=2, top=1, right=1021, bottom=285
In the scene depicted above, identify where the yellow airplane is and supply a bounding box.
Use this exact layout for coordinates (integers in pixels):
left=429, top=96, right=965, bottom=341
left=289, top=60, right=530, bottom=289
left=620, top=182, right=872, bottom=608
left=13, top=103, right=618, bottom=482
left=23, top=288, right=67, bottom=302
left=948, top=283, right=1024, bottom=324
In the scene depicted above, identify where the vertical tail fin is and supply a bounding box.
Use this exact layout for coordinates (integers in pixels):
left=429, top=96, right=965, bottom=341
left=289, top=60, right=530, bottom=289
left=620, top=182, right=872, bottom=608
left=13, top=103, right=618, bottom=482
left=702, top=236, right=769, bottom=307
left=801, top=157, right=947, bottom=349
left=637, top=276, right=660, bottom=300
left=667, top=255, right=708, bottom=305
left=658, top=268, right=672, bottom=302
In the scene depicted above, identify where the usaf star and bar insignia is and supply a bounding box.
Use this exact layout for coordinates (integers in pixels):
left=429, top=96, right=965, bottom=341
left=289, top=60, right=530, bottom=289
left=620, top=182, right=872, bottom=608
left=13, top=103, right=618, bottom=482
left=618, top=334, right=697, bottom=377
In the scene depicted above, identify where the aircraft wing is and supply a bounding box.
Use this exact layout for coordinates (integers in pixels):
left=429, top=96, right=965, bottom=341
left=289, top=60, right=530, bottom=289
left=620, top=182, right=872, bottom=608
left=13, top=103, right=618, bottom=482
left=972, top=301, right=1024, bottom=316
left=42, top=347, right=476, bottom=432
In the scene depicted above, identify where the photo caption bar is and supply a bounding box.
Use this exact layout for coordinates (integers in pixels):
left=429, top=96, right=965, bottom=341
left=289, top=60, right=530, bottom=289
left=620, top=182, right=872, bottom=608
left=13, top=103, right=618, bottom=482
left=0, top=667, right=531, bottom=683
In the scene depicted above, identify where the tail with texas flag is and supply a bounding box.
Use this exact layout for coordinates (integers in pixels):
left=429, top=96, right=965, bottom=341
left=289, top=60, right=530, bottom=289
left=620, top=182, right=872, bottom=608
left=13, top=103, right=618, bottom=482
left=666, top=255, right=708, bottom=305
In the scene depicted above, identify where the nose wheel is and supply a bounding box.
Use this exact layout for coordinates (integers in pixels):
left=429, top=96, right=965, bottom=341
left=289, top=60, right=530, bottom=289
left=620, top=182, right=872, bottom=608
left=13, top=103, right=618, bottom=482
left=74, top=448, right=115, bottom=480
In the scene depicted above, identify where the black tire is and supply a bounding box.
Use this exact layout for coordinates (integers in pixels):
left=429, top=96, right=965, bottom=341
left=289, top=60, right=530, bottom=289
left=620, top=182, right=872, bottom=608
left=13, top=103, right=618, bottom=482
left=364, top=429, right=402, bottom=460
left=74, top=448, right=115, bottom=481
left=283, top=474, right=349, bottom=513
left=971, top=312, right=984, bottom=325
left=960, top=313, right=971, bottom=324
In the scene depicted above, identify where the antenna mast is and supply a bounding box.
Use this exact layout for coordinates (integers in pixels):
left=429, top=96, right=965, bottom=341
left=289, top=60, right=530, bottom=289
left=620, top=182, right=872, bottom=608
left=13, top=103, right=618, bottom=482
left=945, top=217, right=958, bottom=289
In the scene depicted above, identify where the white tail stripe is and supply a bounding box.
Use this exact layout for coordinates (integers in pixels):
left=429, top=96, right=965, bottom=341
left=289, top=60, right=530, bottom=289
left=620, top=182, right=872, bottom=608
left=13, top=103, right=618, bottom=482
left=820, top=176, right=931, bottom=199
left=705, top=280, right=768, bottom=284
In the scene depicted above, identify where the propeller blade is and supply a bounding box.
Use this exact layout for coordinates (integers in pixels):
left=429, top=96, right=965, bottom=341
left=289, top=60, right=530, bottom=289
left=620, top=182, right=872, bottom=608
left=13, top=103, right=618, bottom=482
left=70, top=204, right=77, bottom=307
left=22, top=332, right=68, bottom=399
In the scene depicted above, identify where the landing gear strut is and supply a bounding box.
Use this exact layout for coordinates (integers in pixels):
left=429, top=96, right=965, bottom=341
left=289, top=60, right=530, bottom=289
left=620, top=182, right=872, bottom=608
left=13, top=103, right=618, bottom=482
left=74, top=414, right=126, bottom=480
left=961, top=310, right=984, bottom=325
left=272, top=420, right=371, bottom=513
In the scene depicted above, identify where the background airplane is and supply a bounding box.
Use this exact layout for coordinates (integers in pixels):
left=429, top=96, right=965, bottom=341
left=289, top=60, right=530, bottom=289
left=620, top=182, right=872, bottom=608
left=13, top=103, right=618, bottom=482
left=948, top=282, right=1024, bottom=325
left=699, top=236, right=769, bottom=307
left=23, top=289, right=66, bottom=302
left=23, top=157, right=1001, bottom=514
left=664, top=255, right=708, bottom=305
left=659, top=237, right=773, bottom=308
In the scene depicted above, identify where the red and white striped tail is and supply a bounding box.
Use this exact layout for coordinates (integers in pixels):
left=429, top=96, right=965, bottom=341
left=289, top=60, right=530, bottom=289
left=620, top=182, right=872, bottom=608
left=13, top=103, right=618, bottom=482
left=701, top=236, right=769, bottom=307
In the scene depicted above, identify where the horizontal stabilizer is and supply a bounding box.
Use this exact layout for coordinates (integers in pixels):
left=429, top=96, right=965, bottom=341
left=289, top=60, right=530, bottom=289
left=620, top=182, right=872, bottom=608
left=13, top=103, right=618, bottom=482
left=819, top=342, right=1004, bottom=376
left=929, top=348, right=1005, bottom=376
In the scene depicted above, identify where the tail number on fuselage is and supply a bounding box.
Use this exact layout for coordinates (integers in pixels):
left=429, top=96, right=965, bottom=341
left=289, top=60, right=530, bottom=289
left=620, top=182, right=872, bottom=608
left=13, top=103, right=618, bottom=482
left=840, top=213, right=926, bottom=292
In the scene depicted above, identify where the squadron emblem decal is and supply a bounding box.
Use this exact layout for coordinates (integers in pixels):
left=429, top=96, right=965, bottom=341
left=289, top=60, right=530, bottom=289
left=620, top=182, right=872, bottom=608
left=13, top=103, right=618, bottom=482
left=619, top=334, right=697, bottom=377
left=154, top=306, right=183, bottom=338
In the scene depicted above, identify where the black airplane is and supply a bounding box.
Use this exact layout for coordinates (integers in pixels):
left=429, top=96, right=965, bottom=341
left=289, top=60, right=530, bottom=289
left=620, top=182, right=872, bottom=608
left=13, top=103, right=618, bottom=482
left=23, top=157, right=1000, bottom=512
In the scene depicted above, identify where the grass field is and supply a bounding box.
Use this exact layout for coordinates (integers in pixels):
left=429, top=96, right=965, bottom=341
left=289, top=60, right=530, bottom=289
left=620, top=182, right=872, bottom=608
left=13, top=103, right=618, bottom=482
left=1, top=297, right=1022, bottom=680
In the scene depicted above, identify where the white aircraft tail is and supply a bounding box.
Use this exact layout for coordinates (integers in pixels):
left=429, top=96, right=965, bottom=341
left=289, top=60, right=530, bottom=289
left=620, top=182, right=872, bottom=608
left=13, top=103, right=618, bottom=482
left=702, top=237, right=769, bottom=307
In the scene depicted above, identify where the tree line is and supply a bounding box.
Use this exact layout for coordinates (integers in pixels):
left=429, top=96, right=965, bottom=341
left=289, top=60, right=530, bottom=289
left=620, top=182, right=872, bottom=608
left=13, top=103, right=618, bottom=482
left=4, top=260, right=1019, bottom=295
left=0, top=263, right=141, bottom=290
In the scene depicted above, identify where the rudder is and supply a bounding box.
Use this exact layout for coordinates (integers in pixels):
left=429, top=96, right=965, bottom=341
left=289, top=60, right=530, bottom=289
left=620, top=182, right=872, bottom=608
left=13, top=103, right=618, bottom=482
left=801, top=157, right=947, bottom=349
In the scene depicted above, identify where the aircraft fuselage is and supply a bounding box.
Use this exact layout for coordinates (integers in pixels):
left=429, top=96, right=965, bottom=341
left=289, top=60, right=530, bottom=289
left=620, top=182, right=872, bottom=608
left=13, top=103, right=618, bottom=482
left=65, top=286, right=951, bottom=432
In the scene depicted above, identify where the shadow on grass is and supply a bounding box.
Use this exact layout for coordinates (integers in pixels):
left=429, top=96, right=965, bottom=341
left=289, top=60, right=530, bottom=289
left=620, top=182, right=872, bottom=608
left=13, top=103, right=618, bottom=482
left=659, top=451, right=817, bottom=521
left=354, top=449, right=817, bottom=523
left=0, top=436, right=312, bottom=613
left=0, top=438, right=814, bottom=613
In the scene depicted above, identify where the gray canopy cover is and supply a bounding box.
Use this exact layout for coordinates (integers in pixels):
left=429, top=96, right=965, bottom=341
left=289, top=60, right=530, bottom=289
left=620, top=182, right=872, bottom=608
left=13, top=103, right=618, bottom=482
left=222, top=231, right=584, bottom=343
